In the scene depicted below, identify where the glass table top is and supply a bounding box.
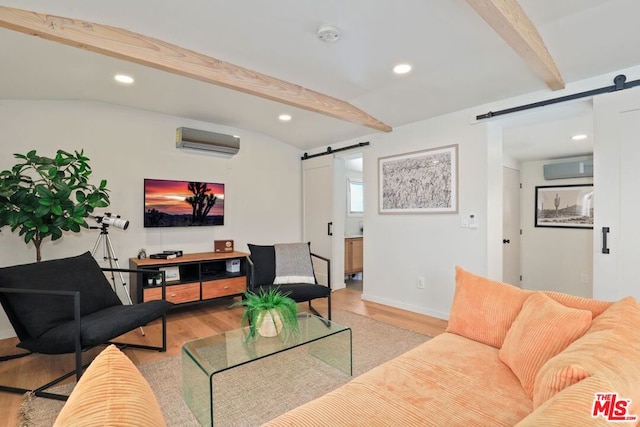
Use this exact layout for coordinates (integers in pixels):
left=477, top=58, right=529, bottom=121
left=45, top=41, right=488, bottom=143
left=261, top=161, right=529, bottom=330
left=182, top=312, right=350, bottom=376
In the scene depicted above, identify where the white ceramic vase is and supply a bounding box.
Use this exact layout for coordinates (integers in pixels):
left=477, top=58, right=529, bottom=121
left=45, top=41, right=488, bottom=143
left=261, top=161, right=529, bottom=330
left=258, top=310, right=283, bottom=337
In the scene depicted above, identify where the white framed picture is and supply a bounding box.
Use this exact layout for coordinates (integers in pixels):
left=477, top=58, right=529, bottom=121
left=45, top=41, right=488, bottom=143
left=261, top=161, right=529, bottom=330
left=159, top=266, right=181, bottom=283
left=379, top=144, right=458, bottom=214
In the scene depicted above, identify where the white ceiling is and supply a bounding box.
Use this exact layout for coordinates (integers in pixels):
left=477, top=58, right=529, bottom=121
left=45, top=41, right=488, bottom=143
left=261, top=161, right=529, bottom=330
left=1, top=0, right=639, bottom=158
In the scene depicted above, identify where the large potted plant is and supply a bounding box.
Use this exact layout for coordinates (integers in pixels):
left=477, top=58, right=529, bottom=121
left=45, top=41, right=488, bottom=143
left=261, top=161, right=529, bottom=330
left=0, top=149, right=110, bottom=262
left=232, top=288, right=300, bottom=340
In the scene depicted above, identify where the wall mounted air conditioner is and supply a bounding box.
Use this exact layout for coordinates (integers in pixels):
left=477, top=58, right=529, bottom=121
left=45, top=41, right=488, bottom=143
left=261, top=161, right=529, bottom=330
left=543, top=157, right=593, bottom=180
left=176, top=127, right=240, bottom=156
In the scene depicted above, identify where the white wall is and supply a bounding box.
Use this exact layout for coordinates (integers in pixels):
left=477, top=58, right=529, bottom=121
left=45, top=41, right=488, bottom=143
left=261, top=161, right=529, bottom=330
left=520, top=158, right=593, bottom=296
left=0, top=100, right=302, bottom=339
left=331, top=109, right=496, bottom=320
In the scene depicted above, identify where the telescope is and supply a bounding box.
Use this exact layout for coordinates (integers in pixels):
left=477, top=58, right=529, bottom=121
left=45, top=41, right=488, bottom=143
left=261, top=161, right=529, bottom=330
left=94, top=213, right=129, bottom=230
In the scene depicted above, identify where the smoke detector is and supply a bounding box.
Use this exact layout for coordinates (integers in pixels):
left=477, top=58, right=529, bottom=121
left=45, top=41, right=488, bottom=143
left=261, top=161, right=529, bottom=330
left=317, top=25, right=341, bottom=43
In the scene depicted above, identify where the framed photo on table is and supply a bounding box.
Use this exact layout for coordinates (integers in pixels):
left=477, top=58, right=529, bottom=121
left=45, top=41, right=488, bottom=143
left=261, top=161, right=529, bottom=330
left=534, top=184, right=594, bottom=229
left=378, top=144, right=458, bottom=214
left=159, top=266, right=181, bottom=283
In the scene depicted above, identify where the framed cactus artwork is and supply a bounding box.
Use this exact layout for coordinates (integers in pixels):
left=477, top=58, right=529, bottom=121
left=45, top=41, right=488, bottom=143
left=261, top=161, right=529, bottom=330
left=534, top=184, right=593, bottom=229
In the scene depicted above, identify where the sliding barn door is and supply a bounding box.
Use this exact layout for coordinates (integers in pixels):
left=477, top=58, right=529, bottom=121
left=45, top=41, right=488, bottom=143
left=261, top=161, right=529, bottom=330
left=302, top=156, right=333, bottom=286
left=593, top=89, right=640, bottom=301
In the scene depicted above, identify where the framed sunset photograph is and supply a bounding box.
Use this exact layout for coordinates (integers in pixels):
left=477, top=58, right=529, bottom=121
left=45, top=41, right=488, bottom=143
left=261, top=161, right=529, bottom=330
left=143, top=178, right=225, bottom=227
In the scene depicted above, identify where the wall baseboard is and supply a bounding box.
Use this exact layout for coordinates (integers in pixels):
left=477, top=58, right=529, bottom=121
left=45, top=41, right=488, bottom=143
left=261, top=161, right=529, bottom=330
left=0, top=327, right=16, bottom=340
left=361, top=293, right=449, bottom=320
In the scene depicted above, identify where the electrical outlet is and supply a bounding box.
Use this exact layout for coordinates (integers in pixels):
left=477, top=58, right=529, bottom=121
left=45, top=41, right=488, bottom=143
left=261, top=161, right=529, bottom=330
left=417, top=276, right=425, bottom=289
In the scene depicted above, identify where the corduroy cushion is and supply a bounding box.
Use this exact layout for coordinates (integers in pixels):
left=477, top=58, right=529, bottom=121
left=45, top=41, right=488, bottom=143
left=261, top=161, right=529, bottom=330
left=532, top=296, right=640, bottom=409
left=53, top=345, right=166, bottom=427
left=499, top=292, right=592, bottom=399
left=542, top=291, right=612, bottom=319
left=532, top=364, right=590, bottom=409
left=446, top=266, right=532, bottom=348
left=517, top=373, right=622, bottom=427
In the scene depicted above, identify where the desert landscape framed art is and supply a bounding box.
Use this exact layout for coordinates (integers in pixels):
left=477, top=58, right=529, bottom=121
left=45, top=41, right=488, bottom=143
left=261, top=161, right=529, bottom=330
left=535, top=184, right=593, bottom=229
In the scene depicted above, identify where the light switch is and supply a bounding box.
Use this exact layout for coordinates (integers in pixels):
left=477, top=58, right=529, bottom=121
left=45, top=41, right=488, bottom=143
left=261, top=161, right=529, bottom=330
left=469, top=213, right=478, bottom=229
left=461, top=216, right=469, bottom=228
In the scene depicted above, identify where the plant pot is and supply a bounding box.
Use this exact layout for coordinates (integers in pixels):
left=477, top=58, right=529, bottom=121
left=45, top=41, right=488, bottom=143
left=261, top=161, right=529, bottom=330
left=257, top=310, right=283, bottom=337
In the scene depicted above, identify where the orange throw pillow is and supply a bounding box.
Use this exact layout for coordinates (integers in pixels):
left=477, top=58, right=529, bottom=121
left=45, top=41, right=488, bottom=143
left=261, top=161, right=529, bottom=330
left=499, top=292, right=592, bottom=399
left=533, top=296, right=640, bottom=408
left=447, top=266, right=531, bottom=348
left=54, top=345, right=166, bottom=427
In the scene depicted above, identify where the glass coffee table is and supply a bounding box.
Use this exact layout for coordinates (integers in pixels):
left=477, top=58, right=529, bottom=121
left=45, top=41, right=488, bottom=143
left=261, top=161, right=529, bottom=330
left=181, top=312, right=352, bottom=426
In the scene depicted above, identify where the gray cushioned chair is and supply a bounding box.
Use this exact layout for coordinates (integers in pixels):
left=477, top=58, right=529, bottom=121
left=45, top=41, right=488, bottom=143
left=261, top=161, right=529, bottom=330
left=247, top=243, right=331, bottom=320
left=0, top=251, right=172, bottom=400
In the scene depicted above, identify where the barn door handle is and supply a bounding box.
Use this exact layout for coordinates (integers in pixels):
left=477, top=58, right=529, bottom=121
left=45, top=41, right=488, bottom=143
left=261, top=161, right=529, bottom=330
left=327, top=222, right=333, bottom=236
left=602, top=227, right=610, bottom=254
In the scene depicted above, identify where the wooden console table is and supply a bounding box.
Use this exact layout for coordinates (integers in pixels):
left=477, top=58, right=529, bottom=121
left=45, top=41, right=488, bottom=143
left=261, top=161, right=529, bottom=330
left=128, top=251, right=248, bottom=306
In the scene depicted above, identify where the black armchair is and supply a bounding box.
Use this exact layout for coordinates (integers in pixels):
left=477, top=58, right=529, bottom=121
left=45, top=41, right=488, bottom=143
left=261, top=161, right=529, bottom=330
left=0, top=251, right=172, bottom=400
left=247, top=243, right=331, bottom=320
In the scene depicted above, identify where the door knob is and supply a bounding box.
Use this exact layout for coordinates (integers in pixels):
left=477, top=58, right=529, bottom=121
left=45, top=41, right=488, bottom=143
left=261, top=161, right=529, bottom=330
left=503, top=239, right=510, bottom=244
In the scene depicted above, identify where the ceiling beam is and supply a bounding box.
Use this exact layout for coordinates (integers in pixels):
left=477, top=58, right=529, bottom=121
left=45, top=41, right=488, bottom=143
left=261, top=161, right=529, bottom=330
left=0, top=6, right=392, bottom=133
left=465, top=0, right=565, bottom=90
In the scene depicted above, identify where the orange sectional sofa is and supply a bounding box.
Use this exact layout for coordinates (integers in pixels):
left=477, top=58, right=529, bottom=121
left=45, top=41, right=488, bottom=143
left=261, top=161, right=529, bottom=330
left=265, top=267, right=640, bottom=426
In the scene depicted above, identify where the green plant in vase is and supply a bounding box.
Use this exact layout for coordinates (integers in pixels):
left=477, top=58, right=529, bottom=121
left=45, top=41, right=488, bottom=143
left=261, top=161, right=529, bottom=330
left=232, top=288, right=299, bottom=341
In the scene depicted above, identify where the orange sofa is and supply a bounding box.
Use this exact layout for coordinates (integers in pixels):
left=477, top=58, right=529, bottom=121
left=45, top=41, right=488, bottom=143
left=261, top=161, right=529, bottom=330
left=265, top=267, right=640, bottom=426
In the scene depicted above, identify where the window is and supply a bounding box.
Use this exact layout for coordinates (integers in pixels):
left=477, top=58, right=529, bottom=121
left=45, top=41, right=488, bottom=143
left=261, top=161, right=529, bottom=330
left=348, top=179, right=363, bottom=216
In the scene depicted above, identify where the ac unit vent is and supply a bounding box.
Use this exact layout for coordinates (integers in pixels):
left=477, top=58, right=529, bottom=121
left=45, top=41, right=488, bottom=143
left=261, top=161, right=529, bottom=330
left=176, top=127, right=239, bottom=156
left=543, top=157, right=593, bottom=180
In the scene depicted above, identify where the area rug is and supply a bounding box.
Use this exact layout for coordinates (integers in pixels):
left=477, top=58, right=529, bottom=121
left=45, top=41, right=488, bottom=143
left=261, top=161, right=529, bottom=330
left=23, top=310, right=430, bottom=426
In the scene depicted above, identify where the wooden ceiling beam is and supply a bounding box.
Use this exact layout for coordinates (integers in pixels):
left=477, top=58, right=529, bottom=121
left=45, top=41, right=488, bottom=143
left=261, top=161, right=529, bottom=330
left=0, top=6, right=392, bottom=132
left=465, top=0, right=565, bottom=90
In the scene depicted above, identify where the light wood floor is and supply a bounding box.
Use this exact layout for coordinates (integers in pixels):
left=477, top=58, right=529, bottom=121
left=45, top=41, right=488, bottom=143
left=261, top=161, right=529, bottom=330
left=0, top=287, right=447, bottom=424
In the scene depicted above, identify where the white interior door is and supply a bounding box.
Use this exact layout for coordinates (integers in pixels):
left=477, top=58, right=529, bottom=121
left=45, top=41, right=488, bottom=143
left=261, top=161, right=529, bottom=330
left=302, top=156, right=333, bottom=286
left=502, top=166, right=521, bottom=285
left=593, top=90, right=640, bottom=301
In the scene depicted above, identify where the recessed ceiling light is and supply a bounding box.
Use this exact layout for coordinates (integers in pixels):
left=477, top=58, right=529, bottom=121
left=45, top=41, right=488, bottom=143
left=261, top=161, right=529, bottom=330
left=393, top=63, right=412, bottom=75
left=114, top=74, right=134, bottom=84
left=571, top=134, right=588, bottom=141
left=278, top=114, right=292, bottom=122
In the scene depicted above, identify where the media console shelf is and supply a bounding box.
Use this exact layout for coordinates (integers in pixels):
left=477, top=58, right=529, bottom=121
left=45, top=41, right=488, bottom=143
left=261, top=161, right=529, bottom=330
left=128, top=251, right=248, bottom=305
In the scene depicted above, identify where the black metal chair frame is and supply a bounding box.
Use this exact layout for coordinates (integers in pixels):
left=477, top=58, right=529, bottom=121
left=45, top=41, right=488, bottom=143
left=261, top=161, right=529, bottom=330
left=0, top=267, right=168, bottom=401
left=247, top=252, right=331, bottom=321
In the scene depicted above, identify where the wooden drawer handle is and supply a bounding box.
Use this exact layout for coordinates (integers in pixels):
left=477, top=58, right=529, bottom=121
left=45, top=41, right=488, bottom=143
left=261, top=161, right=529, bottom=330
left=224, top=286, right=229, bottom=289
left=170, top=293, right=177, bottom=297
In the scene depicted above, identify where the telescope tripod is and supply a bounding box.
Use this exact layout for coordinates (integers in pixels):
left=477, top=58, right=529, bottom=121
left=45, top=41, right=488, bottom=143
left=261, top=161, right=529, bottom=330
left=91, top=224, right=145, bottom=336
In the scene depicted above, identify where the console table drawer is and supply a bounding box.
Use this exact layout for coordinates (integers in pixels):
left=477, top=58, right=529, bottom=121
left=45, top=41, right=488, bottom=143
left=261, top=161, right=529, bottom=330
left=145, top=282, right=200, bottom=304
left=202, top=277, right=246, bottom=299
